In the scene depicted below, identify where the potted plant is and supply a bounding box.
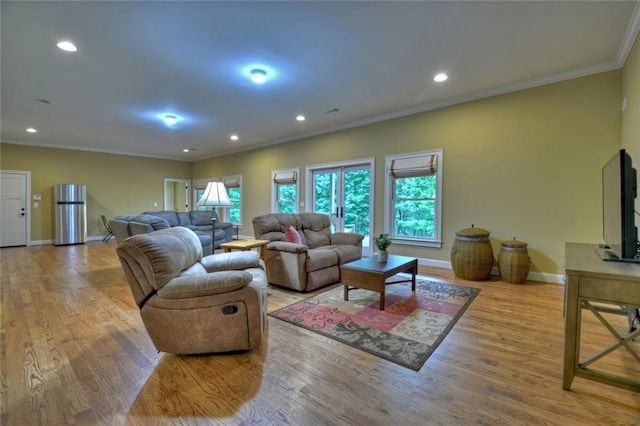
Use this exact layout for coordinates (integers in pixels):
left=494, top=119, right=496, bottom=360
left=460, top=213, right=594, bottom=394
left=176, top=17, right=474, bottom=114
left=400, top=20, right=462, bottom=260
left=374, top=233, right=392, bottom=262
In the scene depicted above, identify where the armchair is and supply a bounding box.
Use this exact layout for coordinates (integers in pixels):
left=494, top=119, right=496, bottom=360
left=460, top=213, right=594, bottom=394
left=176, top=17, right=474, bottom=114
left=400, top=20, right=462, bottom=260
left=116, top=226, right=267, bottom=354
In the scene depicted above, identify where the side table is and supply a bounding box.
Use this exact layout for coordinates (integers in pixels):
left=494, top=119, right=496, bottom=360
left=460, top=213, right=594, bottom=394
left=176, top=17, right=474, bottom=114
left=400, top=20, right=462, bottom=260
left=220, top=239, right=270, bottom=268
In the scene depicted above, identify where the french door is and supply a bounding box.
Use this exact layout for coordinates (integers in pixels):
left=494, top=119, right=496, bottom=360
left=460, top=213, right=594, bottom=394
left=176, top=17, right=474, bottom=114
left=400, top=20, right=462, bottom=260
left=308, top=159, right=373, bottom=256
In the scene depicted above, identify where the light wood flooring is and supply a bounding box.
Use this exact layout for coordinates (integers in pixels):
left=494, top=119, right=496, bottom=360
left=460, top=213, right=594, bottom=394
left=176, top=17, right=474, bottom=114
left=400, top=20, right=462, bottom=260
left=1, top=241, right=639, bottom=425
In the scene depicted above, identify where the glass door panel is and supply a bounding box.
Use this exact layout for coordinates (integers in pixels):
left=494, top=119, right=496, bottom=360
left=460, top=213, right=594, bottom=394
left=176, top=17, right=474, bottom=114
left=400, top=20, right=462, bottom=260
left=344, top=167, right=371, bottom=250
left=313, top=169, right=339, bottom=231
left=311, top=164, right=372, bottom=255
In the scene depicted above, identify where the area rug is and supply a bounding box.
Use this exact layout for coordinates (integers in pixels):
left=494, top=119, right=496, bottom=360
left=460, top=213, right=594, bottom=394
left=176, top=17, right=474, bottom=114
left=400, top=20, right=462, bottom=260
left=269, top=277, right=480, bottom=370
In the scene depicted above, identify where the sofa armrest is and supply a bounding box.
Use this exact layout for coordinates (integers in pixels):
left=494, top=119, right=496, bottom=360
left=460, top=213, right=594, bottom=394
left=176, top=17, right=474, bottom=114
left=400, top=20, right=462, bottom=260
left=215, top=221, right=233, bottom=230
left=128, top=221, right=153, bottom=236
left=267, top=241, right=309, bottom=253
left=157, top=270, right=253, bottom=299
left=215, top=221, right=234, bottom=243
left=201, top=251, right=263, bottom=272
left=330, top=232, right=364, bottom=247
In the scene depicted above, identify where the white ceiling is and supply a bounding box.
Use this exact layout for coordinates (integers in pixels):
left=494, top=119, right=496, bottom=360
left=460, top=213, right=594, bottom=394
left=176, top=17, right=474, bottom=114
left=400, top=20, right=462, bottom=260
left=2, top=1, right=639, bottom=161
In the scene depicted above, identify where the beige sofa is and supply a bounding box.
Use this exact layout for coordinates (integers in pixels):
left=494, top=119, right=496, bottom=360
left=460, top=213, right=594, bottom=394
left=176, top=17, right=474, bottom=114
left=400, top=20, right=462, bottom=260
left=116, top=226, right=267, bottom=354
left=252, top=213, right=364, bottom=292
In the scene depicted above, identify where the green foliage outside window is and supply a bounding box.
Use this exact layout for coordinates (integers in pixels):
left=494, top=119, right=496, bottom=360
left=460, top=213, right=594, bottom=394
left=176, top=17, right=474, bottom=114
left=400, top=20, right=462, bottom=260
left=393, top=175, right=436, bottom=238
left=344, top=170, right=370, bottom=236
left=277, top=184, right=297, bottom=213
left=228, top=187, right=241, bottom=223
left=314, top=170, right=370, bottom=237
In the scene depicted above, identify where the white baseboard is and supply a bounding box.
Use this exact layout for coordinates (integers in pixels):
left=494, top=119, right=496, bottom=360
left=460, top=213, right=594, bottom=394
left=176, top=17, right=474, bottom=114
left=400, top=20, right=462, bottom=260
left=29, top=235, right=107, bottom=246
left=29, top=239, right=53, bottom=246
left=26, top=237, right=566, bottom=284
left=417, top=256, right=565, bottom=285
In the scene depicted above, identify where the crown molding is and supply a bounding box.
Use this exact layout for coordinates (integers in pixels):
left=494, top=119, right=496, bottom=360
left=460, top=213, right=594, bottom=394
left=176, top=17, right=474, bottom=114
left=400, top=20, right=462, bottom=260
left=617, top=0, right=640, bottom=66
left=1, top=138, right=191, bottom=162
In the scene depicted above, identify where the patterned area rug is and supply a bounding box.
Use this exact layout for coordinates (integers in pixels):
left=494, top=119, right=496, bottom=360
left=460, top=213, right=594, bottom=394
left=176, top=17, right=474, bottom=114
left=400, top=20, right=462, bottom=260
left=269, top=277, right=480, bottom=370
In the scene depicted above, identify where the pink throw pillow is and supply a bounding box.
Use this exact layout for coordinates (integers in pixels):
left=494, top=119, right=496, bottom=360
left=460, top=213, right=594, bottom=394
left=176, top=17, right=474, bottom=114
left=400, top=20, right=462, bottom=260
left=284, top=225, right=301, bottom=244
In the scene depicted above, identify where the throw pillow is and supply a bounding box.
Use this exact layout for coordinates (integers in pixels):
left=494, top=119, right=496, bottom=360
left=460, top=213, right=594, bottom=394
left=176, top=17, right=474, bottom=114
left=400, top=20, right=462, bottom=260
left=284, top=225, right=302, bottom=244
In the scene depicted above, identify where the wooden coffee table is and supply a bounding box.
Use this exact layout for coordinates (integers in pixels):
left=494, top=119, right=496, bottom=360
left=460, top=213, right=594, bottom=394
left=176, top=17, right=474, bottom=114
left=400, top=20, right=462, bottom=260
left=341, top=254, right=418, bottom=310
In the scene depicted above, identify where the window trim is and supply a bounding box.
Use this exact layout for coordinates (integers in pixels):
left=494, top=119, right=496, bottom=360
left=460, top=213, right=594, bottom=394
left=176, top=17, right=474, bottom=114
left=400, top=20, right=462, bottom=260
left=271, top=167, right=300, bottom=213
left=384, top=149, right=443, bottom=248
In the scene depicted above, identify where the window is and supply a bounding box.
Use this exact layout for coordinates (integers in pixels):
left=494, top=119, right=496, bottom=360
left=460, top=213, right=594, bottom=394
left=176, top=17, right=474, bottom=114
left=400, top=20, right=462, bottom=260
left=223, top=175, right=242, bottom=224
left=272, top=168, right=299, bottom=213
left=384, top=149, right=443, bottom=248
left=193, top=178, right=218, bottom=211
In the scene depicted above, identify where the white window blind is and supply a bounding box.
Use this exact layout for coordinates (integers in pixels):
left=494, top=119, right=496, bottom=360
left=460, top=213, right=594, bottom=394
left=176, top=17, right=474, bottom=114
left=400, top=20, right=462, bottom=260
left=273, top=170, right=297, bottom=184
left=223, top=177, right=241, bottom=188
left=390, top=154, right=438, bottom=178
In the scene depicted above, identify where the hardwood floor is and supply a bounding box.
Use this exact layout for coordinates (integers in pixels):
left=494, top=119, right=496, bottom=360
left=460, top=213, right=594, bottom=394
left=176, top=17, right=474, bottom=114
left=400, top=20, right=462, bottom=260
left=1, top=241, right=639, bottom=425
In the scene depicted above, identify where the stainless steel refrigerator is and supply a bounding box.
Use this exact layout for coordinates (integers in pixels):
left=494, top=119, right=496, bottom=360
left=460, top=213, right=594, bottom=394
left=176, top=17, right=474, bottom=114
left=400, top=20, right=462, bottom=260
left=54, top=184, right=87, bottom=245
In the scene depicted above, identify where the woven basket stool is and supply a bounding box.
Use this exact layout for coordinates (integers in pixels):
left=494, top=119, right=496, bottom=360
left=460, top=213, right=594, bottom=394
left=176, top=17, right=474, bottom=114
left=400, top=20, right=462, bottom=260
left=451, top=225, right=494, bottom=281
left=498, top=238, right=530, bottom=284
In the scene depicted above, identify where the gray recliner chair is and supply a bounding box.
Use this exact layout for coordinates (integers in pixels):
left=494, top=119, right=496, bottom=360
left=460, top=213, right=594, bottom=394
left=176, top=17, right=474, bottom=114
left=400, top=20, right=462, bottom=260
left=116, top=226, right=268, bottom=354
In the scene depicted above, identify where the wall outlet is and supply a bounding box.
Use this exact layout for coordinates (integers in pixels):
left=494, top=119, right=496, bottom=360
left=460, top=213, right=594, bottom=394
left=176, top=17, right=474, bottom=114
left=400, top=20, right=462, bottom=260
left=33, top=202, right=39, bottom=208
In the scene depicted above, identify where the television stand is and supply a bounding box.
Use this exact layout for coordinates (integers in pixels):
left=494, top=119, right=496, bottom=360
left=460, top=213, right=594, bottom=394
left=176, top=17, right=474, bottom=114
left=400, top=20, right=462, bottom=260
left=596, top=246, right=640, bottom=263
left=564, top=243, right=640, bottom=393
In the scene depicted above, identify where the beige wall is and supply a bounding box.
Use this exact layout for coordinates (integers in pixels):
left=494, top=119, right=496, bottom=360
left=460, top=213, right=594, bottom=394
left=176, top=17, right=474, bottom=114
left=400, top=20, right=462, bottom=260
left=193, top=71, right=623, bottom=275
left=3, top=50, right=635, bottom=275
left=622, top=34, right=640, bottom=154
left=0, top=144, right=191, bottom=241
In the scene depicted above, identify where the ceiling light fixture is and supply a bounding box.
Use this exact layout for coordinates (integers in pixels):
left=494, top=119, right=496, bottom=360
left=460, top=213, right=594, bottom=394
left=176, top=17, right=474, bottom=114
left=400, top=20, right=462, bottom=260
left=296, top=115, right=306, bottom=122
left=182, top=148, right=190, bottom=153
left=230, top=134, right=239, bottom=141
left=163, top=115, right=178, bottom=126
left=250, top=69, right=267, bottom=84
left=26, top=128, right=37, bottom=133
left=56, top=41, right=77, bottom=52
left=434, top=73, right=448, bottom=82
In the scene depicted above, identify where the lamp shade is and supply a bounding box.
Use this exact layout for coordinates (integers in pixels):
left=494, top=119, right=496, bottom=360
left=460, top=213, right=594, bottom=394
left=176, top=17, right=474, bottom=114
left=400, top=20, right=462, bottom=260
left=196, top=182, right=232, bottom=207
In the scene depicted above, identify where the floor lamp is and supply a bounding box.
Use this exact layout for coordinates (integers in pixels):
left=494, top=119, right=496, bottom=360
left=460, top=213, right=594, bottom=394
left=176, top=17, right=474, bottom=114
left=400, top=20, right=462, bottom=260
left=196, top=182, right=232, bottom=240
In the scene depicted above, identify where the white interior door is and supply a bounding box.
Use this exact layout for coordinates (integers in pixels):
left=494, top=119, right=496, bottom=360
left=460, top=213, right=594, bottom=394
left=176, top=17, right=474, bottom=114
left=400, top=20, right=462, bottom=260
left=1, top=171, right=28, bottom=247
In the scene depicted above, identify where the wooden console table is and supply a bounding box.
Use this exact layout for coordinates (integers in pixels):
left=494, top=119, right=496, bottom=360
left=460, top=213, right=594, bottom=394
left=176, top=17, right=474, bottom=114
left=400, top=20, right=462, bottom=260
left=563, top=242, right=640, bottom=393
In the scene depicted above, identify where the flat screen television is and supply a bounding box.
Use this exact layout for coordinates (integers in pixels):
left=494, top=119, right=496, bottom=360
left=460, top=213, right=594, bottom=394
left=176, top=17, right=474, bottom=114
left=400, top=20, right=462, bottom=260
left=600, top=149, right=639, bottom=262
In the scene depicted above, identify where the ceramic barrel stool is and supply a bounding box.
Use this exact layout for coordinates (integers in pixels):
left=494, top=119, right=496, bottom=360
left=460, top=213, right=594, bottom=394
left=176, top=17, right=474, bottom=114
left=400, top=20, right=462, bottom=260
left=451, top=225, right=494, bottom=281
left=498, top=238, right=530, bottom=284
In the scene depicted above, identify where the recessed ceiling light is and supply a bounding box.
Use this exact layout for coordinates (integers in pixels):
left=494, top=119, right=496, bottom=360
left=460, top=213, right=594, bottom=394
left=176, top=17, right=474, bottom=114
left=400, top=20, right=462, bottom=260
left=250, top=69, right=267, bottom=84
left=182, top=148, right=190, bottom=153
left=56, top=41, right=77, bottom=52
left=434, top=73, right=448, bottom=82
left=26, top=128, right=37, bottom=133
left=296, top=115, right=306, bottom=122
left=230, top=134, right=239, bottom=141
